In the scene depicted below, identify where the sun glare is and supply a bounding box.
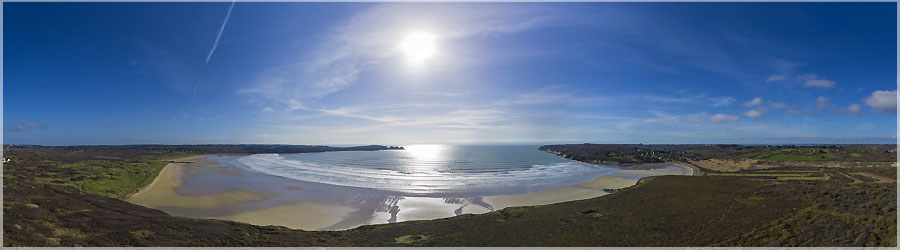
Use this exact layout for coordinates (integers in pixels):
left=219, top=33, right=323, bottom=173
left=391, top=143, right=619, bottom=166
left=404, top=144, right=446, bottom=161
left=399, top=31, right=437, bottom=66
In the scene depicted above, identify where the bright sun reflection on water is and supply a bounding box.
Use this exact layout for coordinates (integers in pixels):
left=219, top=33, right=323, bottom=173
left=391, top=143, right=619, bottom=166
left=402, top=144, right=449, bottom=188
left=404, top=144, right=447, bottom=162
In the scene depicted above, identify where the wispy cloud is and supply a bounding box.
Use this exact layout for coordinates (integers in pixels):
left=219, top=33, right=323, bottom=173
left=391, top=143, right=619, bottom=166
left=768, top=101, right=787, bottom=109
left=709, top=96, right=735, bottom=107
left=743, top=109, right=764, bottom=119
left=5, top=122, right=45, bottom=132
left=646, top=110, right=711, bottom=124
left=642, top=92, right=734, bottom=107
left=765, top=74, right=786, bottom=82
left=797, top=73, right=836, bottom=88
left=743, top=97, right=762, bottom=107
left=508, top=85, right=608, bottom=106
left=710, top=114, right=740, bottom=123
left=816, top=96, right=836, bottom=111
left=768, top=101, right=804, bottom=116
left=242, top=4, right=560, bottom=109
left=205, top=0, right=235, bottom=64
left=772, top=59, right=804, bottom=73
left=846, top=104, right=862, bottom=116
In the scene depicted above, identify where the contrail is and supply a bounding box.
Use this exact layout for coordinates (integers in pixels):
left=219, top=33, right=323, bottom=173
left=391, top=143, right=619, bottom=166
left=194, top=1, right=234, bottom=109
left=190, top=82, right=199, bottom=108
left=205, top=0, right=235, bottom=64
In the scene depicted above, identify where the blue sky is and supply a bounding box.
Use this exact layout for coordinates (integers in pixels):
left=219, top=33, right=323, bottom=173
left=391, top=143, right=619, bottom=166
left=3, top=2, right=897, bottom=145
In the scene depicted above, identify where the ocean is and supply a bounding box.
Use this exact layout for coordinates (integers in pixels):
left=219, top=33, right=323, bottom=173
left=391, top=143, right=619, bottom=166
left=223, top=144, right=627, bottom=196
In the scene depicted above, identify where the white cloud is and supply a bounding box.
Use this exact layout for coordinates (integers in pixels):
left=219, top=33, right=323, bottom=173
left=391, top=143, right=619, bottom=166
left=846, top=104, right=862, bottom=116
left=816, top=96, right=835, bottom=111
left=743, top=109, right=764, bottom=118
left=863, top=90, right=897, bottom=113
left=797, top=73, right=836, bottom=88
left=743, top=97, right=762, bottom=107
left=710, top=114, right=740, bottom=123
left=261, top=107, right=274, bottom=113
left=766, top=74, right=786, bottom=82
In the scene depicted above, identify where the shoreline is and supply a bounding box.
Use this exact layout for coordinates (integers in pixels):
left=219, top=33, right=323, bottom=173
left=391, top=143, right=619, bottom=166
left=127, top=153, right=694, bottom=231
left=125, top=154, right=211, bottom=200
left=542, top=149, right=702, bottom=176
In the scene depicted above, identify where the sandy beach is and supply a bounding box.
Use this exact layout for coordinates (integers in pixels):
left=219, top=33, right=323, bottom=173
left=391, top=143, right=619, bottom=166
left=128, top=156, right=278, bottom=209
left=128, top=156, right=693, bottom=231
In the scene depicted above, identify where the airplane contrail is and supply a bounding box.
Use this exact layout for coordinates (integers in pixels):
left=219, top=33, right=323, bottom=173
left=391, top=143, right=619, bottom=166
left=205, top=0, right=235, bottom=64
left=194, top=1, right=235, bottom=109
left=190, top=82, right=200, bottom=109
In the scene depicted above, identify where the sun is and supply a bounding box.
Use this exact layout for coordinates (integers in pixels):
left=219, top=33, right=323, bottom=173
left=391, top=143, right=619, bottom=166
left=398, top=31, right=437, bottom=66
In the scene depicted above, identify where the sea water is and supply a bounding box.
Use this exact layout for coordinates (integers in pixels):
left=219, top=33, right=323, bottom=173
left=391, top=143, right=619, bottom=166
left=224, top=144, right=626, bottom=196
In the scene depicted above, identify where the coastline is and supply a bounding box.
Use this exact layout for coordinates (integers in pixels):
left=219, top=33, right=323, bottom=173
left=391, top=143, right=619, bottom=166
left=126, top=153, right=694, bottom=231
left=125, top=155, right=210, bottom=200
left=127, top=154, right=366, bottom=230
left=542, top=149, right=702, bottom=176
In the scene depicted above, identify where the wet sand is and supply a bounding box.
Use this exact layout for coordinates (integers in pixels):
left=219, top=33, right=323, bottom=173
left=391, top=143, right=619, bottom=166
left=128, top=156, right=369, bottom=230
left=127, top=156, right=278, bottom=209
left=128, top=156, right=692, bottom=231
left=209, top=201, right=358, bottom=230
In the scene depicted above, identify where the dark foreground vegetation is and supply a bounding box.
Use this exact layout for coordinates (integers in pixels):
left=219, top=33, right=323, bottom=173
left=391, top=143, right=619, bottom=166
left=3, top=144, right=896, bottom=247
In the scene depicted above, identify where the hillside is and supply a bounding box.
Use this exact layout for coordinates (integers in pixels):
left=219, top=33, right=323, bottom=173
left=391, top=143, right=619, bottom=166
left=3, top=144, right=896, bottom=247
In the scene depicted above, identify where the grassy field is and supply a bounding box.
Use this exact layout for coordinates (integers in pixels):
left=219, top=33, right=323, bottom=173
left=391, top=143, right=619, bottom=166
left=737, top=148, right=837, bottom=161
left=701, top=166, right=896, bottom=184
left=706, top=173, right=811, bottom=177
left=13, top=152, right=192, bottom=198
left=68, top=157, right=180, bottom=198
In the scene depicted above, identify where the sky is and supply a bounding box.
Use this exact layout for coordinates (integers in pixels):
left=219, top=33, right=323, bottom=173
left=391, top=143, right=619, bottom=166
left=3, top=2, right=898, bottom=146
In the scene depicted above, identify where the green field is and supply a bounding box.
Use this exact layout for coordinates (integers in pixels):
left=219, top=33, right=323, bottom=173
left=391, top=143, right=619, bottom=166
left=16, top=153, right=192, bottom=198
left=704, top=168, right=829, bottom=181
left=775, top=176, right=829, bottom=181
left=706, top=173, right=810, bottom=177
left=756, top=169, right=823, bottom=173
left=738, top=149, right=837, bottom=161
